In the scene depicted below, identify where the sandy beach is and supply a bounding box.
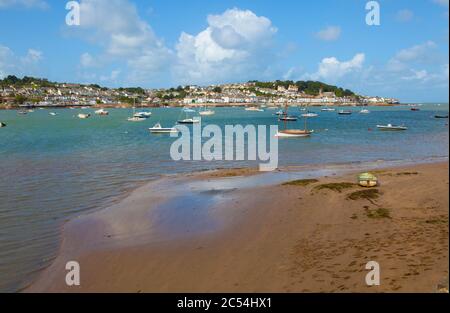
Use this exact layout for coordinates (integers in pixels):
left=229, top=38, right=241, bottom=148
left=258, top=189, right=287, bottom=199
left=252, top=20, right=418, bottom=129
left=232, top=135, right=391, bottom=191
left=25, top=161, right=449, bottom=293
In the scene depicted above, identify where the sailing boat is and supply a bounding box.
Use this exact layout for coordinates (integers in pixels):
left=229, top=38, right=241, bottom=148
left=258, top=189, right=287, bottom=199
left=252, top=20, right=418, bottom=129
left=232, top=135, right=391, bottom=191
left=178, top=107, right=200, bottom=124
left=149, top=122, right=179, bottom=134
left=276, top=103, right=313, bottom=137
left=128, top=98, right=146, bottom=122
left=278, top=104, right=298, bottom=121
left=199, top=105, right=215, bottom=116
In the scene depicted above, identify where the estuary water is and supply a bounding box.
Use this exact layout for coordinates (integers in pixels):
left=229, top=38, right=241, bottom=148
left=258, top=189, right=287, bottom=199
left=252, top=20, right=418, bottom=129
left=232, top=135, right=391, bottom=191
left=0, top=104, right=448, bottom=291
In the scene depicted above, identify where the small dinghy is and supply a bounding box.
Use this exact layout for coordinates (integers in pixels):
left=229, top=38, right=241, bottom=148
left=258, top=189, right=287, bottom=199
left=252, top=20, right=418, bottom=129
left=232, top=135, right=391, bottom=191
left=358, top=172, right=378, bottom=187
left=279, top=116, right=298, bottom=121
left=321, top=107, right=335, bottom=112
left=49, top=112, right=57, bottom=116
left=128, top=116, right=146, bottom=122
left=359, top=109, right=370, bottom=114
left=301, top=112, right=318, bottom=118
left=338, top=110, right=352, bottom=115
left=149, top=123, right=179, bottom=134
left=245, top=107, right=264, bottom=112
left=0, top=122, right=6, bottom=128
left=178, top=118, right=200, bottom=124
left=95, top=109, right=109, bottom=116
left=376, top=124, right=408, bottom=131
left=435, top=115, right=449, bottom=119
left=78, top=113, right=91, bottom=119
left=275, top=129, right=313, bottom=137
left=134, top=111, right=152, bottom=118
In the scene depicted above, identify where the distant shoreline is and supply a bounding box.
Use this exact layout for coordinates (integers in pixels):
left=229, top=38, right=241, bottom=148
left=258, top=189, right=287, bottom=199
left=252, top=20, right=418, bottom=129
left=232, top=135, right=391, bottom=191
left=0, top=102, right=402, bottom=110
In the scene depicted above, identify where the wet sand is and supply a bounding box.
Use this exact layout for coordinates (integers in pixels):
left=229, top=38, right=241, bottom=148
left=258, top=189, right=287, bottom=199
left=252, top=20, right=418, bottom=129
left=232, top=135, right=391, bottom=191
left=26, top=161, right=449, bottom=293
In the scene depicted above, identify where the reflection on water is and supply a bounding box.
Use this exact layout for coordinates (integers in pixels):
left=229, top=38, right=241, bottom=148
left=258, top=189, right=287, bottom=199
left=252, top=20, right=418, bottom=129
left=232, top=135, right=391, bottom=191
left=0, top=104, right=448, bottom=291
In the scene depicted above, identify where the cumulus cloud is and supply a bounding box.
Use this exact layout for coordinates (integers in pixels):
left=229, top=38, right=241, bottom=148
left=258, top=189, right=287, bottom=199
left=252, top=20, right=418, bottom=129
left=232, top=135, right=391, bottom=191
left=0, top=0, right=48, bottom=9
left=173, top=8, right=277, bottom=85
left=0, top=45, right=43, bottom=78
left=387, top=41, right=438, bottom=71
left=305, top=53, right=365, bottom=81
left=315, top=26, right=341, bottom=41
left=73, top=0, right=172, bottom=84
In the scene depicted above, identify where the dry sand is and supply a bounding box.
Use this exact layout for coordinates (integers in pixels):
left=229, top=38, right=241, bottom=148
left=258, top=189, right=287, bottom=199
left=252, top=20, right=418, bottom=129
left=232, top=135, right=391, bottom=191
left=26, top=162, right=449, bottom=293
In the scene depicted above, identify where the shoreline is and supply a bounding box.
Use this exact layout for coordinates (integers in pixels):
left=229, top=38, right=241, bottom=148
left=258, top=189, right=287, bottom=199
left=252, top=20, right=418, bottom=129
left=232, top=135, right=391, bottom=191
left=25, top=158, right=449, bottom=292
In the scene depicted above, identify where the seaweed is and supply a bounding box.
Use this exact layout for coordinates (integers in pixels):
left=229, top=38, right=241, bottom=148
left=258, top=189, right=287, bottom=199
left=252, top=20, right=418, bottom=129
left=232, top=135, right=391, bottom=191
left=282, top=179, right=319, bottom=187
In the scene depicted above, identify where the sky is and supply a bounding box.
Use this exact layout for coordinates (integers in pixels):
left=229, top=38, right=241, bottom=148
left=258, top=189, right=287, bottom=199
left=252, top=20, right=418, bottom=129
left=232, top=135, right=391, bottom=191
left=0, top=0, right=448, bottom=102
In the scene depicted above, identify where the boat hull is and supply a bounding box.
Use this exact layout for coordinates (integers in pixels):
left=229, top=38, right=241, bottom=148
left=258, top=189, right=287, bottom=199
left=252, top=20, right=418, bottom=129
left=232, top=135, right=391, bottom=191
left=275, top=130, right=313, bottom=138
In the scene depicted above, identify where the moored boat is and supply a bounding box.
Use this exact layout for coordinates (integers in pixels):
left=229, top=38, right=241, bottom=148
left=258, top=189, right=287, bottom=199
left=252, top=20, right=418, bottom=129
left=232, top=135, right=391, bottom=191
left=0, top=122, right=6, bottom=128
left=376, top=124, right=408, bottom=131
left=134, top=111, right=152, bottom=118
left=245, top=106, right=264, bottom=112
left=321, top=107, right=335, bottom=112
left=149, top=123, right=179, bottom=133
left=358, top=172, right=378, bottom=187
left=178, top=118, right=200, bottom=124
left=95, top=109, right=109, bottom=116
left=301, top=112, right=319, bottom=118
left=338, top=110, right=352, bottom=115
left=359, top=109, right=370, bottom=114
left=78, top=113, right=91, bottom=119
left=435, top=114, right=448, bottom=119
left=199, top=106, right=215, bottom=116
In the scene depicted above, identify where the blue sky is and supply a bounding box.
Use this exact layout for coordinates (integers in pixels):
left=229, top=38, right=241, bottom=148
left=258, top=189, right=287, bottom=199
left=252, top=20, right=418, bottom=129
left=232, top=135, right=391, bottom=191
left=0, top=0, right=448, bottom=102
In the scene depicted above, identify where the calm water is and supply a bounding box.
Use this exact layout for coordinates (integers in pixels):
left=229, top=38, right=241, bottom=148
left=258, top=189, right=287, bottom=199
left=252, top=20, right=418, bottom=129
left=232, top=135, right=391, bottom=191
left=0, top=104, right=448, bottom=291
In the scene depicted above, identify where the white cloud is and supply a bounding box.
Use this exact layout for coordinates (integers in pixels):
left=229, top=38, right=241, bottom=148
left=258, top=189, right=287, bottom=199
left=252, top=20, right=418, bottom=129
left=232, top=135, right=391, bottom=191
left=305, top=53, right=365, bottom=81
left=396, top=9, right=414, bottom=22
left=395, top=41, right=437, bottom=62
left=387, top=41, right=438, bottom=71
left=401, top=69, right=429, bottom=80
left=0, top=0, right=48, bottom=9
left=0, top=45, right=43, bottom=78
left=316, top=26, right=341, bottom=41
left=74, top=0, right=172, bottom=84
left=173, top=8, right=277, bottom=85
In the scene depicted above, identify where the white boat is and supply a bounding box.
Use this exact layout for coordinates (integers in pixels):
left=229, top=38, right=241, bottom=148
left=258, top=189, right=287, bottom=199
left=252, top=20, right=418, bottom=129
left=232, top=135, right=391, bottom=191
left=95, top=109, right=109, bottom=116
left=245, top=107, right=264, bottom=112
left=359, top=109, right=370, bottom=114
left=338, top=110, right=352, bottom=115
left=376, top=124, right=408, bottom=131
left=128, top=116, right=146, bottom=122
left=321, top=107, right=335, bottom=112
left=301, top=112, right=319, bottom=118
left=78, top=113, right=91, bottom=119
left=178, top=118, right=200, bottom=124
left=178, top=107, right=200, bottom=124
left=274, top=110, right=284, bottom=116
left=199, top=106, right=215, bottom=116
left=0, top=122, right=6, bottom=128
left=149, top=123, right=179, bottom=134
left=275, top=129, right=314, bottom=137
left=134, top=111, right=152, bottom=118
left=182, top=107, right=196, bottom=113
left=276, top=103, right=313, bottom=138
left=128, top=99, right=147, bottom=122
left=49, top=112, right=57, bottom=116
